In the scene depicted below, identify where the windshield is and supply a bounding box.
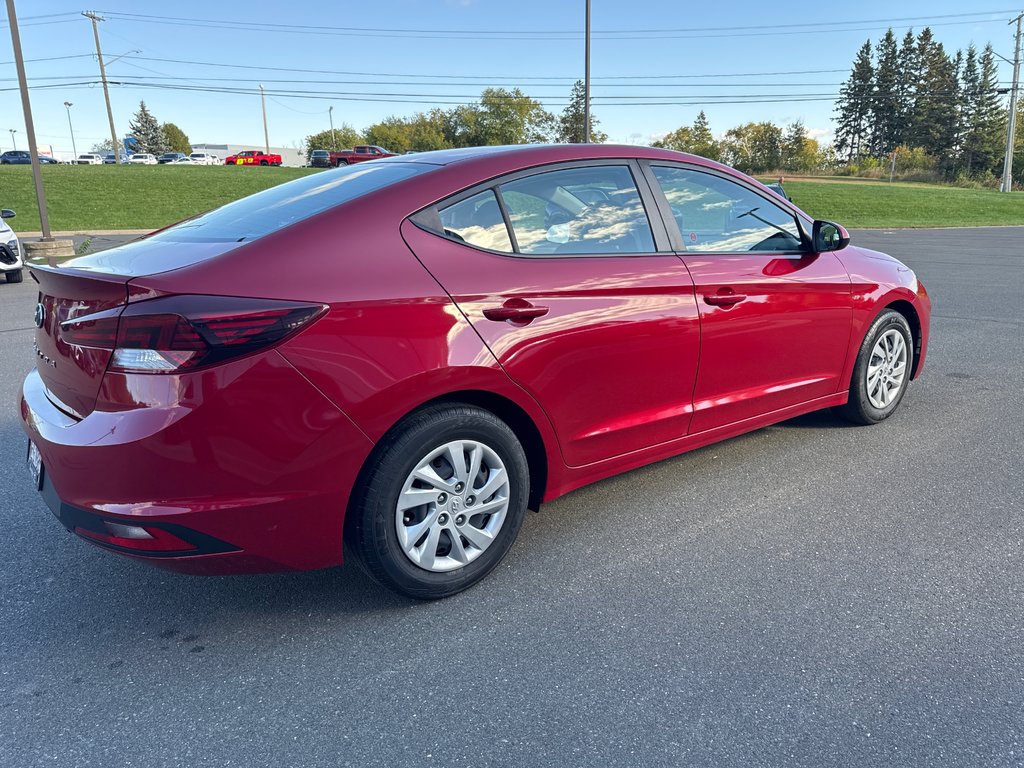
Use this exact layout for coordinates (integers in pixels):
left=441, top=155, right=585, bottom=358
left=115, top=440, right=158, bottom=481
left=149, top=161, right=433, bottom=243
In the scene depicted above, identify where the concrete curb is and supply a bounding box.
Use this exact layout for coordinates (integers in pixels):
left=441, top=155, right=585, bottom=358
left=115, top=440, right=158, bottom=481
left=17, top=229, right=150, bottom=238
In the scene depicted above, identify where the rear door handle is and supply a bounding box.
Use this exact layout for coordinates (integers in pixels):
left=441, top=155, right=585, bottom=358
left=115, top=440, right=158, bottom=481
left=483, top=299, right=549, bottom=324
left=703, top=289, right=747, bottom=307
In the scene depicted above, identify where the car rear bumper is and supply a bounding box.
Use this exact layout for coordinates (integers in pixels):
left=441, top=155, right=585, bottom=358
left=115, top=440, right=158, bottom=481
left=20, top=352, right=375, bottom=574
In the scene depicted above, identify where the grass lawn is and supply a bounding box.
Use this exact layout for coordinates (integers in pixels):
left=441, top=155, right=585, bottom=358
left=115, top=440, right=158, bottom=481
left=767, top=177, right=1023, bottom=228
left=0, top=164, right=1020, bottom=233
left=0, top=164, right=318, bottom=233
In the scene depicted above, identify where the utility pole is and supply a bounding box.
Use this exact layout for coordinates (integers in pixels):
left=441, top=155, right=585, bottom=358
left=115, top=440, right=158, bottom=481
left=329, top=106, right=336, bottom=151
left=64, top=102, right=77, bottom=159
left=5, top=0, right=52, bottom=239
left=1001, top=12, right=1023, bottom=192
left=583, top=0, right=591, bottom=143
left=82, top=12, right=122, bottom=164
left=259, top=84, right=270, bottom=155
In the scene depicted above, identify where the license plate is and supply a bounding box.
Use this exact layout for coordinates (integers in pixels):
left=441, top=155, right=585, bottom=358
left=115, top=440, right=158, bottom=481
left=27, top=440, right=42, bottom=490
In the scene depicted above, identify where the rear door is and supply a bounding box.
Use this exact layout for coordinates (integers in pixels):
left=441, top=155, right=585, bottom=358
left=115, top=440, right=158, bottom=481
left=644, top=163, right=853, bottom=433
left=402, top=161, right=701, bottom=467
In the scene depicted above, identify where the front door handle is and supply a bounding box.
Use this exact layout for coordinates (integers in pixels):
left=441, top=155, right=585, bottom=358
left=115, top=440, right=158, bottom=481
left=483, top=299, right=549, bottom=324
left=703, top=289, right=747, bottom=307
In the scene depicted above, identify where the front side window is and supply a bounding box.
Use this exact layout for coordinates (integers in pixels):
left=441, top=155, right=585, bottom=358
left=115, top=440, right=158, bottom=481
left=651, top=166, right=802, bottom=253
left=439, top=190, right=513, bottom=252
left=498, top=165, right=655, bottom=255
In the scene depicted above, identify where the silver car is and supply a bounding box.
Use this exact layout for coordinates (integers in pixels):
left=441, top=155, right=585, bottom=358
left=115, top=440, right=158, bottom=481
left=0, top=208, right=23, bottom=284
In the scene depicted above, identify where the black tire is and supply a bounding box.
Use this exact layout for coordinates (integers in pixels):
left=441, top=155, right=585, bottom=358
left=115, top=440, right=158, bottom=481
left=346, top=404, right=529, bottom=600
left=836, top=309, right=913, bottom=425
left=5, top=269, right=23, bottom=283
left=259, top=160, right=269, bottom=166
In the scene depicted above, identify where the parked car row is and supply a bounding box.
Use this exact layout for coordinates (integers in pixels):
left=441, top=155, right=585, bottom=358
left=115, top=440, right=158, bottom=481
left=69, top=152, right=223, bottom=165
left=309, top=145, right=396, bottom=167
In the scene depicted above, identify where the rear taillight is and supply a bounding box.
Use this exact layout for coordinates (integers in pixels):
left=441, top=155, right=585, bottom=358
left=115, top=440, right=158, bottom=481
left=59, top=296, right=325, bottom=374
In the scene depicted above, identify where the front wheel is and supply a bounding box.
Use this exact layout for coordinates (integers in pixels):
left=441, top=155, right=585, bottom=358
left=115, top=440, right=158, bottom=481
left=346, top=404, right=529, bottom=599
left=837, top=309, right=913, bottom=425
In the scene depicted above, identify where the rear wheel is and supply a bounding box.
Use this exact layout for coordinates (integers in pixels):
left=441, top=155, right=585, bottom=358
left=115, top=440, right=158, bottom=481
left=259, top=160, right=269, bottom=166
left=837, top=309, right=913, bottom=425
left=347, top=404, right=529, bottom=599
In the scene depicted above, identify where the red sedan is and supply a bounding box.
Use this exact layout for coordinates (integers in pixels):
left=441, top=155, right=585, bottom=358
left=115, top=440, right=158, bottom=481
left=20, top=145, right=930, bottom=599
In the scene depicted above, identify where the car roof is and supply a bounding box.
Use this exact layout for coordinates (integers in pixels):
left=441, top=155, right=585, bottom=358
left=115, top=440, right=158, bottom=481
left=375, top=143, right=724, bottom=170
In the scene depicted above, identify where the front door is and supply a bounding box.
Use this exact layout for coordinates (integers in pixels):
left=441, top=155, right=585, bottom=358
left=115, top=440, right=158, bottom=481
left=646, top=164, right=853, bottom=433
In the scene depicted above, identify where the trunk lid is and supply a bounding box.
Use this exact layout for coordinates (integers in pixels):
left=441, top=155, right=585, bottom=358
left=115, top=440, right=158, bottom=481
left=32, top=265, right=130, bottom=418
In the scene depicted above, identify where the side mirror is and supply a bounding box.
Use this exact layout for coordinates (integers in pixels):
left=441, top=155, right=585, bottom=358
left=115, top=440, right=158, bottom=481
left=812, top=220, right=850, bottom=252
left=1, top=209, right=15, bottom=219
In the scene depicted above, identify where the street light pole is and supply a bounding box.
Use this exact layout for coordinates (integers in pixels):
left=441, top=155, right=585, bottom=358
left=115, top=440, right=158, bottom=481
left=260, top=84, right=270, bottom=155
left=1000, top=12, right=1022, bottom=192
left=583, top=0, right=591, bottom=143
left=329, top=106, right=336, bottom=152
left=5, top=0, right=52, bottom=240
left=64, top=102, right=77, bottom=159
left=8, top=129, right=16, bottom=151
left=82, top=11, right=122, bottom=164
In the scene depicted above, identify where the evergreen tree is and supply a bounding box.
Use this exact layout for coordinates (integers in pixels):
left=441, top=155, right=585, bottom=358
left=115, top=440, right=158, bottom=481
left=557, top=80, right=607, bottom=143
left=653, top=111, right=720, bottom=159
left=972, top=45, right=1008, bottom=175
left=129, top=101, right=167, bottom=154
left=690, top=111, right=720, bottom=160
left=834, top=39, right=875, bottom=162
left=896, top=30, right=919, bottom=145
left=870, top=29, right=902, bottom=156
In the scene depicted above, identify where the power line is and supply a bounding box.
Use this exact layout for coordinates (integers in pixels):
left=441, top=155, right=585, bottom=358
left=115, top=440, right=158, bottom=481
left=95, top=9, right=1020, bottom=37
left=91, top=14, right=1015, bottom=41
left=111, top=55, right=850, bottom=82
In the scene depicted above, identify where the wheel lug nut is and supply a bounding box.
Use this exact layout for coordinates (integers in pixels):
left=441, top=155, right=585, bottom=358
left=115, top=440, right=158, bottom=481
left=437, top=493, right=448, bottom=504
left=438, top=512, right=449, bottom=525
left=454, top=482, right=465, bottom=493
left=455, top=515, right=466, bottom=526
left=465, top=496, right=475, bottom=506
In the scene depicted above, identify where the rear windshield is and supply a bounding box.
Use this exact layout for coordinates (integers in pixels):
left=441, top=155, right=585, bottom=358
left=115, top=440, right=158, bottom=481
left=149, top=161, right=432, bottom=243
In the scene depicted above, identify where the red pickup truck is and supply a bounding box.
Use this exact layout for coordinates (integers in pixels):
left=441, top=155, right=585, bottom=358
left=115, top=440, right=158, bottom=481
left=330, top=145, right=396, bottom=166
left=225, top=150, right=283, bottom=166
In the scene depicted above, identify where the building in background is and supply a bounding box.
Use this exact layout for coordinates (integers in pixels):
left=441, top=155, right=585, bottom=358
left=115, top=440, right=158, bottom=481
left=191, top=143, right=305, bottom=167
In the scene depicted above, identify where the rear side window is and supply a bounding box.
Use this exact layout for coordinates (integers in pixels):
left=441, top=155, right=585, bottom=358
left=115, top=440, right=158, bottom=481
left=498, top=166, right=655, bottom=255
left=439, top=190, right=513, bottom=252
left=150, top=161, right=432, bottom=243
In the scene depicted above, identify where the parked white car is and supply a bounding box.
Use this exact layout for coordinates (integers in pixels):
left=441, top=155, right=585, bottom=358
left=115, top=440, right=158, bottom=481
left=76, top=154, right=103, bottom=165
left=0, top=208, right=23, bottom=284
left=129, top=153, right=158, bottom=165
left=188, top=152, right=219, bottom=165
left=168, top=157, right=197, bottom=165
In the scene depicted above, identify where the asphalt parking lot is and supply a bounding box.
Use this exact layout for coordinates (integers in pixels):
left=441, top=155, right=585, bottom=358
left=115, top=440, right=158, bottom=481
left=1, top=227, right=1022, bottom=767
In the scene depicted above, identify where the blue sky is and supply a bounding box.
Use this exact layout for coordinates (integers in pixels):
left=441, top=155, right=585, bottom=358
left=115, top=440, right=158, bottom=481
left=2, top=1, right=1020, bottom=158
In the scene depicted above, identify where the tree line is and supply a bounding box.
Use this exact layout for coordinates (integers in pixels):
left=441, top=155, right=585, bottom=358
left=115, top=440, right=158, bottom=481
left=834, top=27, right=1008, bottom=182
left=652, top=111, right=836, bottom=175
left=304, top=80, right=605, bottom=160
